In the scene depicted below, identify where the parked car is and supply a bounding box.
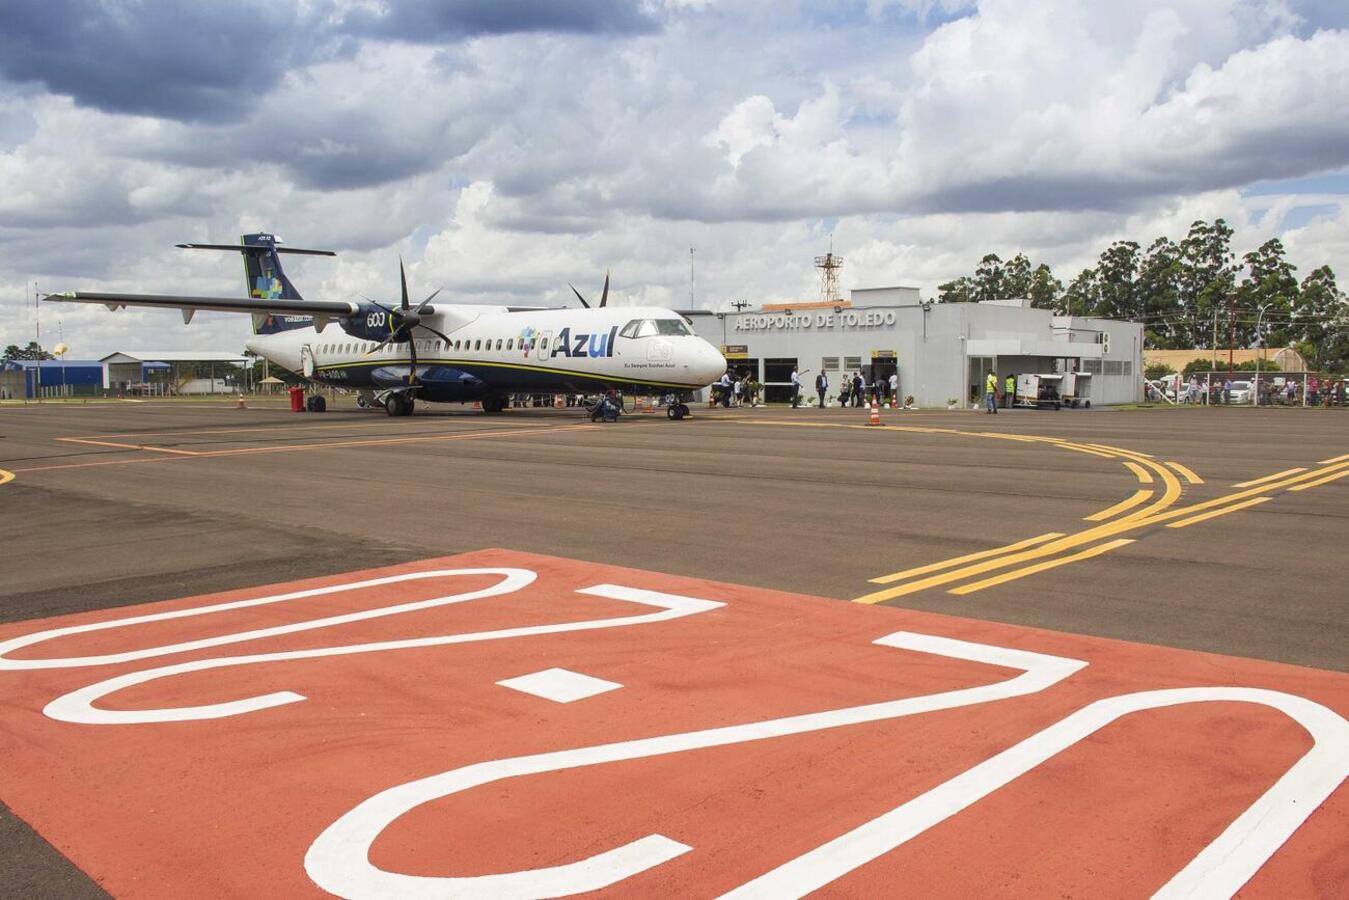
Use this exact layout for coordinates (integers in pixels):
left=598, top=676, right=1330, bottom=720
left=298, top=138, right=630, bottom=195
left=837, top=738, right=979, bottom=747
left=1228, top=380, right=1254, bottom=404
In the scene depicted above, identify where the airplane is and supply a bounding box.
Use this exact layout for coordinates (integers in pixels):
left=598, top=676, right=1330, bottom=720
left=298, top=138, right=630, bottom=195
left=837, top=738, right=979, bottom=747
left=45, top=233, right=726, bottom=418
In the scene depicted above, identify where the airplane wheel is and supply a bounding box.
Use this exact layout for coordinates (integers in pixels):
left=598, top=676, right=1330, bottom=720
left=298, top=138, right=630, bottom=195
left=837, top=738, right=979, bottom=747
left=385, top=394, right=405, bottom=417
left=679, top=403, right=690, bottom=418
left=667, top=405, right=683, bottom=420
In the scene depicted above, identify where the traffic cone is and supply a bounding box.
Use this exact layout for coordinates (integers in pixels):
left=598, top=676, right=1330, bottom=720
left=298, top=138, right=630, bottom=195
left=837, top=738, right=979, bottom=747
left=235, top=393, right=247, bottom=409
left=554, top=394, right=564, bottom=409
left=471, top=400, right=482, bottom=410
left=868, top=402, right=881, bottom=426
left=642, top=396, right=654, bottom=414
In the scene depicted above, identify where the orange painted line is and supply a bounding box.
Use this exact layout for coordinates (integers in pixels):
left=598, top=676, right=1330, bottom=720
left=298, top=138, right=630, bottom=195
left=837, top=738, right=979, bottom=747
left=1084, top=489, right=1152, bottom=522
left=948, top=538, right=1135, bottom=595
left=1165, top=496, right=1271, bottom=529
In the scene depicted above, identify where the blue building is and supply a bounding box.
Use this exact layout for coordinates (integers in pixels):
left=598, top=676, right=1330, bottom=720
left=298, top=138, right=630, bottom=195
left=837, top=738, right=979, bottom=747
left=1, top=359, right=106, bottom=399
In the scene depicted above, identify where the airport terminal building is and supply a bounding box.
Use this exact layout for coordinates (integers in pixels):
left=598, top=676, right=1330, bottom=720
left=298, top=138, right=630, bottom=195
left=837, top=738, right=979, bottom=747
left=692, top=287, right=1144, bottom=407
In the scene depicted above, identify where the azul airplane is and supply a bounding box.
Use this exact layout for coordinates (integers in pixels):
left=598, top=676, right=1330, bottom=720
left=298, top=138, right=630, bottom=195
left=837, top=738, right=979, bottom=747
left=47, top=234, right=726, bottom=418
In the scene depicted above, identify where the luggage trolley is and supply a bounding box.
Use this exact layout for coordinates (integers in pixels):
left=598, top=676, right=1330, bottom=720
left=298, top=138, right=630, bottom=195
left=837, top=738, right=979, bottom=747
left=1060, top=371, right=1093, bottom=408
left=1015, top=374, right=1064, bottom=410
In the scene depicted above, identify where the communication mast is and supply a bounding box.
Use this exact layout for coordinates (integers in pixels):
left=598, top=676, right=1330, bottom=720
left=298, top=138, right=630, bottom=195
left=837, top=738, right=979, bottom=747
left=814, top=239, right=844, bottom=304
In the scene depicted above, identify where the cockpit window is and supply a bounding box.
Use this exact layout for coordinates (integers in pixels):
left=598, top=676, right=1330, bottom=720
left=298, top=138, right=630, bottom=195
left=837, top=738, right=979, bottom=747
left=620, top=318, right=691, bottom=338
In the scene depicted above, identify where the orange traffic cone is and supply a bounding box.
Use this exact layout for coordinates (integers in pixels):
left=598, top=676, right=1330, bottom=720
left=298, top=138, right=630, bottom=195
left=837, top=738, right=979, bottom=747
left=235, top=393, right=247, bottom=409
left=641, top=396, right=654, bottom=414
left=868, top=402, right=881, bottom=426
left=554, top=394, right=564, bottom=409
left=471, top=400, right=482, bottom=410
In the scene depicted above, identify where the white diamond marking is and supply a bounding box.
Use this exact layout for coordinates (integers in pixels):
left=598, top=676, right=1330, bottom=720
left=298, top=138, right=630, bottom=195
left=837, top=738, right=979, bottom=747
left=496, top=667, right=623, bottom=703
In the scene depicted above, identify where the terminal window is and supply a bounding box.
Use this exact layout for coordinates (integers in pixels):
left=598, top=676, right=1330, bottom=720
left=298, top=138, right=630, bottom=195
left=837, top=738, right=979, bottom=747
left=844, top=356, right=862, bottom=371
left=822, top=356, right=840, bottom=371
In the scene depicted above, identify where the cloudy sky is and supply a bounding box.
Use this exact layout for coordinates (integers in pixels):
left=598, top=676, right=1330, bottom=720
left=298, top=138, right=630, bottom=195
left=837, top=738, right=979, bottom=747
left=2, top=0, right=1347, bottom=357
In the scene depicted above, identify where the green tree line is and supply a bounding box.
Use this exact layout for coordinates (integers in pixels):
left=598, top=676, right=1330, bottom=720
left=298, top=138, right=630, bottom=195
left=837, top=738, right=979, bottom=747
left=937, top=219, right=1349, bottom=371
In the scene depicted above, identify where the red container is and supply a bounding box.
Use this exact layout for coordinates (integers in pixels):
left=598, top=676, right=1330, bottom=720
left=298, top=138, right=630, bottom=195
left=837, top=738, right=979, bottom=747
left=288, top=386, right=305, bottom=412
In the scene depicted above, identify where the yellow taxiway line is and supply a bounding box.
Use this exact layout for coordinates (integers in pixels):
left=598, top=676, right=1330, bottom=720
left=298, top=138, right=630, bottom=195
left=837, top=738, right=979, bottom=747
left=0, top=468, right=14, bottom=486
left=866, top=532, right=1065, bottom=586
left=1123, top=461, right=1154, bottom=484
left=1165, top=461, right=1204, bottom=484
left=1288, top=469, right=1349, bottom=492
left=1084, top=489, right=1152, bottom=522
left=1234, top=468, right=1306, bottom=488
left=1165, top=496, right=1272, bottom=529
left=948, top=539, right=1136, bottom=595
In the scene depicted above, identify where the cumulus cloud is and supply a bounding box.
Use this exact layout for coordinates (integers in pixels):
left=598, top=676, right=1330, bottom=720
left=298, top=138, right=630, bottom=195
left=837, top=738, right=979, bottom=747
left=1, top=0, right=1347, bottom=357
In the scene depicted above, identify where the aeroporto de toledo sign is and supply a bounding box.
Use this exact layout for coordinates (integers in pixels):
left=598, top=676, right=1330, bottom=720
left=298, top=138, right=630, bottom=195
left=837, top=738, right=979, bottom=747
left=733, top=310, right=899, bottom=332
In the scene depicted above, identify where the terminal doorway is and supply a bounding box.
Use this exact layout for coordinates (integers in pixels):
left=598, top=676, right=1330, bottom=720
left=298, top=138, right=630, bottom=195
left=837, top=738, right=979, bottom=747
left=870, top=355, right=897, bottom=401
left=763, top=357, right=798, bottom=404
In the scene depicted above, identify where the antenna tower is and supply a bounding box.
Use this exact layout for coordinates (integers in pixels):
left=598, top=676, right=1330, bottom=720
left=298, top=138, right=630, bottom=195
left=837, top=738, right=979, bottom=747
left=814, top=239, right=844, bottom=304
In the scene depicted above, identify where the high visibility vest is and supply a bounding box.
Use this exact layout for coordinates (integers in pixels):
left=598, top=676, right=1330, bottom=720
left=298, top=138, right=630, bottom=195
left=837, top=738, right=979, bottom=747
left=1006, top=376, right=1015, bottom=392
left=985, top=373, right=997, bottom=392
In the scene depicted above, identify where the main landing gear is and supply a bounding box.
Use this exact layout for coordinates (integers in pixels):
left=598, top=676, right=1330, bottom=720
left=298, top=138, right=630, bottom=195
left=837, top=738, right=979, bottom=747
left=666, top=403, right=691, bottom=420
left=480, top=397, right=508, bottom=414
left=384, top=392, right=415, bottom=417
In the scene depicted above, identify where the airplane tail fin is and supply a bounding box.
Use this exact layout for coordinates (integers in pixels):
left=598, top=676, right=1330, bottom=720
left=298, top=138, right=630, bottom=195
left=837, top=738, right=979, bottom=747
left=177, top=233, right=336, bottom=334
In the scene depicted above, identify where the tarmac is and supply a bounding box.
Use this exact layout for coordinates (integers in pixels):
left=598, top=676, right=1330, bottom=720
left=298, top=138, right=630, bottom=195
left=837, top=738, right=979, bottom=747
left=0, top=398, right=1345, bottom=897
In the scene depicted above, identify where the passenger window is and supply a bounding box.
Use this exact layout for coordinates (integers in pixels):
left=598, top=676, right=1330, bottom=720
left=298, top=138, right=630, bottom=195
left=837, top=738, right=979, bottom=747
left=540, top=338, right=548, bottom=350
left=495, top=339, right=502, bottom=351
left=474, top=339, right=481, bottom=351
left=506, top=339, right=513, bottom=350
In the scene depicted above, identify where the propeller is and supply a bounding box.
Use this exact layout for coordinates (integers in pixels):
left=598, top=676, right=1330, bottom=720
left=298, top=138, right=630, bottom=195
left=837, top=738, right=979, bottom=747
left=568, top=270, right=611, bottom=309
left=364, top=257, right=452, bottom=386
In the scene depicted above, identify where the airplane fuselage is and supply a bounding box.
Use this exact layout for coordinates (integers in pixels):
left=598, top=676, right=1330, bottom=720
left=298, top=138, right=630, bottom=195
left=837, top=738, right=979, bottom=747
left=247, top=305, right=726, bottom=403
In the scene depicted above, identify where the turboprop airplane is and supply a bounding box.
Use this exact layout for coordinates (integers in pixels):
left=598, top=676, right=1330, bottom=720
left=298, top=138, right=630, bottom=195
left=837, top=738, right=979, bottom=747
left=46, top=233, right=726, bottom=418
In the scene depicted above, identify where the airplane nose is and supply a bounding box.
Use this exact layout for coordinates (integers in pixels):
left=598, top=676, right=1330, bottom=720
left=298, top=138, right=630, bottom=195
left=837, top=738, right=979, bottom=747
left=694, top=340, right=726, bottom=384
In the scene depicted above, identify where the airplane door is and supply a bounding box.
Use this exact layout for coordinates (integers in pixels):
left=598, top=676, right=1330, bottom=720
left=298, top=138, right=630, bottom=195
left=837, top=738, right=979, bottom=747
left=536, top=331, right=553, bottom=367
left=301, top=344, right=315, bottom=378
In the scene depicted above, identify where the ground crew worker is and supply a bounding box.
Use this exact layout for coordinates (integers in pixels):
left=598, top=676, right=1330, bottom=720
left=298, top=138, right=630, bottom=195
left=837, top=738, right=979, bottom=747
left=985, top=371, right=998, bottom=414
left=1005, top=373, right=1016, bottom=408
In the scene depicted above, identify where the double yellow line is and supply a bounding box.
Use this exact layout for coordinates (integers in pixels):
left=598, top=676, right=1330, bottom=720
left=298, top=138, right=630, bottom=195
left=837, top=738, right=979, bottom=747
left=856, top=455, right=1348, bottom=603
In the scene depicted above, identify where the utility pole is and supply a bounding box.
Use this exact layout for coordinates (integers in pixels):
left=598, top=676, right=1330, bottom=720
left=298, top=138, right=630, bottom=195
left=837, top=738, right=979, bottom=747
left=33, top=281, right=41, bottom=400
left=1227, top=293, right=1236, bottom=373
left=689, top=247, right=695, bottom=308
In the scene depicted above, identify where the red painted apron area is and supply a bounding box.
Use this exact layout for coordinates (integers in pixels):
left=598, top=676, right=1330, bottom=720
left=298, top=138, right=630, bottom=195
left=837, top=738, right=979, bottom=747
left=0, top=549, right=1344, bottom=898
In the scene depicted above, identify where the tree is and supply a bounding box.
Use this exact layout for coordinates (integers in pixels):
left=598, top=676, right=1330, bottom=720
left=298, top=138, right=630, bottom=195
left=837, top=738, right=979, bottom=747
left=937, top=275, right=976, bottom=304
left=1001, top=253, right=1033, bottom=300
left=2, top=341, right=53, bottom=361
left=1027, top=263, right=1062, bottom=310
left=1060, top=268, right=1098, bottom=317
left=972, top=253, right=1005, bottom=303
left=1144, top=362, right=1176, bottom=381
left=1294, top=266, right=1349, bottom=372
left=1135, top=237, right=1184, bottom=348
left=1177, top=219, right=1237, bottom=349
left=1094, top=240, right=1140, bottom=321
left=1237, top=238, right=1298, bottom=349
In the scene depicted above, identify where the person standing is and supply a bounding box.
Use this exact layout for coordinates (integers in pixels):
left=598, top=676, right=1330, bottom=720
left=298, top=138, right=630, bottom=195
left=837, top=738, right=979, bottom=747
left=1004, top=373, right=1016, bottom=409
left=790, top=366, right=802, bottom=408
left=889, top=371, right=899, bottom=407
left=985, top=370, right=998, bottom=414
left=852, top=371, right=865, bottom=407
left=1222, top=378, right=1232, bottom=405
left=718, top=370, right=733, bottom=407
left=732, top=375, right=743, bottom=407
left=815, top=370, right=828, bottom=408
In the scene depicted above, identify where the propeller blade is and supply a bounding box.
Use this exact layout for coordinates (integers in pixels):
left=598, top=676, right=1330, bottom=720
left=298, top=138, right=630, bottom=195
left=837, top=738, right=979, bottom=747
left=408, top=335, right=418, bottom=385
left=422, top=325, right=453, bottom=346
left=415, top=288, right=442, bottom=314
left=599, top=270, right=610, bottom=308
left=365, top=335, right=393, bottom=356
left=399, top=256, right=410, bottom=311
left=569, top=283, right=590, bottom=309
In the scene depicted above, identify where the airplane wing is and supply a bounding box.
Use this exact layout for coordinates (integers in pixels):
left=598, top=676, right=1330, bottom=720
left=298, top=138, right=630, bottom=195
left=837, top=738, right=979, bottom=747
left=46, top=291, right=358, bottom=318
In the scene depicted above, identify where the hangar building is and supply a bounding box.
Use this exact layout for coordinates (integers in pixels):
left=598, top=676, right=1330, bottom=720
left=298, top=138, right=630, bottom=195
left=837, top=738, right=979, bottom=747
left=691, top=287, right=1144, bottom=407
